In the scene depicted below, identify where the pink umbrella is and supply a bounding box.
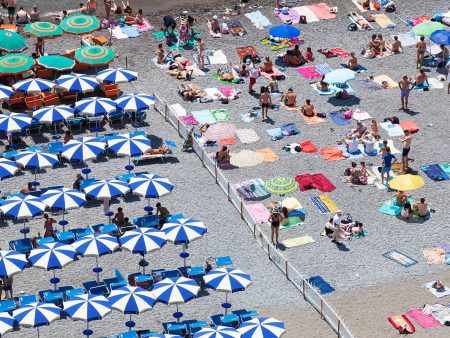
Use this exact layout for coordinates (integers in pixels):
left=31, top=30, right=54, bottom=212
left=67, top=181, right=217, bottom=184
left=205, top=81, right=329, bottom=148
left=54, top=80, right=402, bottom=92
left=203, top=122, right=236, bottom=141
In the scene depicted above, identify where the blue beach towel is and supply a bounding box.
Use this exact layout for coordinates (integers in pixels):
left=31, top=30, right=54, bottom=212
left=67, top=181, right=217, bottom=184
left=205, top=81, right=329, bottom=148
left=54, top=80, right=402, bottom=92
left=421, top=164, right=449, bottom=181
left=440, top=164, right=450, bottom=176
left=330, top=84, right=355, bottom=94
left=192, top=110, right=216, bottom=125
left=244, top=10, right=271, bottom=29
left=414, top=83, right=429, bottom=91
left=338, top=144, right=364, bottom=159
left=340, top=64, right=367, bottom=72
left=280, top=123, right=299, bottom=135
left=378, top=203, right=402, bottom=216
left=330, top=111, right=350, bottom=126
left=266, top=128, right=284, bottom=140
left=120, top=25, right=141, bottom=38
left=308, top=275, right=335, bottom=295
left=310, top=196, right=329, bottom=214
left=315, top=63, right=333, bottom=75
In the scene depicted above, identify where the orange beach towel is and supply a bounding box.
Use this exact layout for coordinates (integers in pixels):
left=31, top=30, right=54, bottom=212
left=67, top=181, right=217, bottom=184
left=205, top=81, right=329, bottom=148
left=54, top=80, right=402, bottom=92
left=320, top=146, right=345, bottom=161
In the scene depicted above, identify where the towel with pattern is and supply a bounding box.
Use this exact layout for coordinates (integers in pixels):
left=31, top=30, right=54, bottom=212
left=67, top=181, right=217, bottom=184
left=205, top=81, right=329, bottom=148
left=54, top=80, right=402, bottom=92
left=179, top=115, right=199, bottom=125
left=274, top=8, right=300, bottom=24
left=422, top=248, right=446, bottom=265
left=330, top=111, right=351, bottom=125
left=236, top=129, right=260, bottom=144
left=328, top=48, right=351, bottom=58
left=315, top=63, right=333, bottom=75
left=387, top=315, right=416, bottom=334
left=211, top=109, right=230, bottom=122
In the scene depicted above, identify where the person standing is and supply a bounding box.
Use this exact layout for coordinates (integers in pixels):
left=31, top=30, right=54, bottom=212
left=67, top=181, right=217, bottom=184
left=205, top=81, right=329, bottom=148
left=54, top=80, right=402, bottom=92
left=248, top=64, right=259, bottom=93
left=196, top=37, right=205, bottom=69
left=331, top=211, right=342, bottom=245
left=416, top=36, right=426, bottom=69
left=269, top=209, right=281, bottom=245
left=259, top=87, right=271, bottom=121
left=43, top=213, right=57, bottom=238
left=87, top=0, right=97, bottom=15
left=399, top=129, right=412, bottom=171
left=381, top=147, right=396, bottom=185
left=79, top=2, right=88, bottom=14
left=5, top=0, right=16, bottom=24
left=398, top=76, right=414, bottom=111
left=156, top=202, right=170, bottom=229
left=104, top=0, right=112, bottom=20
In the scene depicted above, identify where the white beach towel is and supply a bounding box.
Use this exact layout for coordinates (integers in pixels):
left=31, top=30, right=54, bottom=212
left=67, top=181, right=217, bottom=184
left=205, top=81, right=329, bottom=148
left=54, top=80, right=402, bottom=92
left=244, top=10, right=271, bottom=29
left=170, top=103, right=186, bottom=117
left=380, top=122, right=404, bottom=137
left=392, top=32, right=418, bottom=47
left=207, top=50, right=228, bottom=65
left=293, top=6, right=319, bottom=23
left=235, top=129, right=260, bottom=144
left=204, top=88, right=226, bottom=101
left=423, top=282, right=450, bottom=298
left=428, top=78, right=444, bottom=89
left=151, top=57, right=171, bottom=69
left=374, top=139, right=401, bottom=154
left=109, top=26, right=128, bottom=39
left=352, top=108, right=372, bottom=121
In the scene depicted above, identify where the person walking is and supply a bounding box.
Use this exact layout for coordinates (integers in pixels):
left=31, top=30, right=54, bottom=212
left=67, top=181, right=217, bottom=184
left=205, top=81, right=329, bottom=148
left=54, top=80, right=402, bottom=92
left=104, top=0, right=112, bottom=20
left=5, top=0, right=16, bottom=24
left=381, top=147, right=396, bottom=185
left=331, top=211, right=342, bottom=245
left=399, top=129, right=412, bottom=171
left=248, top=64, right=259, bottom=93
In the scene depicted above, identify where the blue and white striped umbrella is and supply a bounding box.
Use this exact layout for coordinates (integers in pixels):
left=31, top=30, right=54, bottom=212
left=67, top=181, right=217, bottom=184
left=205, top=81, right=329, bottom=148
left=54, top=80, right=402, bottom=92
left=115, top=93, right=155, bottom=112
left=13, top=78, right=55, bottom=94
left=56, top=73, right=99, bottom=93
left=33, top=105, right=74, bottom=124
left=75, top=97, right=116, bottom=116
left=13, top=302, right=61, bottom=328
left=119, top=228, right=166, bottom=254
left=151, top=277, right=200, bottom=305
left=203, top=268, right=252, bottom=293
left=162, top=218, right=207, bottom=245
left=0, top=84, right=14, bottom=101
left=0, top=195, right=46, bottom=219
left=0, top=112, right=32, bottom=133
left=14, top=150, right=59, bottom=169
left=194, top=326, right=241, bottom=338
left=84, top=179, right=130, bottom=199
left=108, top=286, right=156, bottom=314
left=149, top=335, right=182, bottom=338
left=63, top=294, right=111, bottom=321
left=61, top=136, right=105, bottom=162
left=97, top=68, right=138, bottom=84
left=0, top=158, right=19, bottom=180
left=237, top=317, right=286, bottom=338
left=72, top=234, right=119, bottom=257
left=129, top=174, right=174, bottom=198
left=0, top=312, right=15, bottom=336
left=0, top=250, right=28, bottom=278
left=28, top=242, right=76, bottom=270
left=41, top=188, right=86, bottom=211
left=107, top=133, right=151, bottom=157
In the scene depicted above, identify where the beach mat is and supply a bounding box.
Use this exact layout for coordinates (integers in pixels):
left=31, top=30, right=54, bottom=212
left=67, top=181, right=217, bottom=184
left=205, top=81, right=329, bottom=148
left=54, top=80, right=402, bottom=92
left=274, top=8, right=300, bottom=24
left=387, top=315, right=416, bottom=334
left=133, top=19, right=153, bottom=32
left=330, top=111, right=351, bottom=125
left=300, top=141, right=318, bottom=153
left=283, top=236, right=314, bottom=248
left=293, top=6, right=319, bottom=23
left=235, top=178, right=271, bottom=201
left=373, top=13, right=395, bottom=28
left=225, top=20, right=247, bottom=36
left=235, top=129, right=260, bottom=144
left=352, top=108, right=372, bottom=121
left=280, top=216, right=303, bottom=229
left=393, top=32, right=418, bottom=47
left=380, top=122, right=404, bottom=137
left=341, top=64, right=367, bottom=73
left=328, top=48, right=350, bottom=58
left=314, top=63, right=333, bottom=75
left=356, top=79, right=384, bottom=90
left=422, top=248, right=446, bottom=265
left=320, top=146, right=345, bottom=161
left=244, top=10, right=271, bottom=29
left=406, top=308, right=441, bottom=328
left=217, top=136, right=236, bottom=147
left=297, top=66, right=323, bottom=79
left=378, top=203, right=402, bottom=216
left=383, top=250, right=418, bottom=267
left=260, top=67, right=284, bottom=80
left=211, top=109, right=230, bottom=122
left=192, top=110, right=216, bottom=125
left=207, top=50, right=228, bottom=65
left=373, top=75, right=397, bottom=89
left=421, top=164, right=449, bottom=182
left=255, top=148, right=280, bottom=163
left=308, top=275, right=335, bottom=295
left=246, top=203, right=270, bottom=224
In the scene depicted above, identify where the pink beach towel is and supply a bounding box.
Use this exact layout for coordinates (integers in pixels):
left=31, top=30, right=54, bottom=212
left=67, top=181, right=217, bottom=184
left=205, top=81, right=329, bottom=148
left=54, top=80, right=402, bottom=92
left=219, top=86, right=234, bottom=97
left=217, top=136, right=237, bottom=146
left=274, top=8, right=300, bottom=24
left=406, top=309, right=441, bottom=329
left=308, top=3, right=336, bottom=20
left=260, top=67, right=284, bottom=79
left=297, top=66, right=322, bottom=79
left=133, top=19, right=153, bottom=32
left=329, top=48, right=351, bottom=58
left=179, top=115, right=199, bottom=125
left=246, top=203, right=271, bottom=224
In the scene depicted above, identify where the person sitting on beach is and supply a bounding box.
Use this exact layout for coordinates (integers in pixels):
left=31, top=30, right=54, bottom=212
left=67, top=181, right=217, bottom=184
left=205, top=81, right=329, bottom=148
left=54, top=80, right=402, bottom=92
left=362, top=133, right=375, bottom=154
left=15, top=7, right=29, bottom=24
left=178, top=83, right=204, bottom=101
left=300, top=99, right=316, bottom=117
left=209, top=15, right=220, bottom=33
left=216, top=146, right=231, bottom=166
left=347, top=52, right=359, bottom=70
left=156, top=202, right=170, bottom=229
left=395, top=190, right=409, bottom=206
left=401, top=202, right=413, bottom=219
left=316, top=75, right=329, bottom=92
left=360, top=161, right=368, bottom=178
left=238, top=64, right=249, bottom=78
left=125, top=8, right=143, bottom=25
left=283, top=50, right=302, bottom=66
left=436, top=44, right=449, bottom=67
left=30, top=6, right=39, bottom=22
left=73, top=174, right=83, bottom=191
left=267, top=75, right=279, bottom=93
left=349, top=221, right=364, bottom=236
left=169, top=61, right=193, bottom=80
left=415, top=69, right=429, bottom=87
left=352, top=121, right=368, bottom=139
left=156, top=43, right=167, bottom=64
left=262, top=56, right=273, bottom=73
left=388, top=36, right=403, bottom=54
left=55, top=10, right=68, bottom=22
left=63, top=130, right=73, bottom=144
left=360, top=0, right=370, bottom=10
left=344, top=136, right=360, bottom=154
left=21, top=182, right=36, bottom=195
left=413, top=198, right=428, bottom=217
left=369, top=34, right=382, bottom=58
left=43, top=213, right=56, bottom=238
left=112, top=207, right=125, bottom=226
left=305, top=47, right=314, bottom=62
left=377, top=34, right=387, bottom=52
left=370, top=119, right=379, bottom=139
left=144, top=145, right=172, bottom=155
left=79, top=2, right=88, bottom=14
left=280, top=88, right=297, bottom=106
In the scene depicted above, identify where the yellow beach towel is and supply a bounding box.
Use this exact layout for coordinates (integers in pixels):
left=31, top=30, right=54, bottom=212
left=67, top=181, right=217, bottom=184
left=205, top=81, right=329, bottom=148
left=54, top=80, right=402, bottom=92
left=373, top=14, right=395, bottom=28
left=255, top=148, right=280, bottom=163
left=283, top=236, right=315, bottom=248
left=319, top=194, right=339, bottom=213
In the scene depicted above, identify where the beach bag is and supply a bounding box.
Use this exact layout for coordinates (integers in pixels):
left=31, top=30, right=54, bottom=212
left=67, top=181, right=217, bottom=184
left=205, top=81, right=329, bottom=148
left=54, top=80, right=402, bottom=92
left=342, top=213, right=353, bottom=224
left=317, top=112, right=326, bottom=118
left=343, top=110, right=353, bottom=119
left=385, top=2, right=396, bottom=13
left=389, top=116, right=399, bottom=124
left=347, top=23, right=358, bottom=31
left=341, top=90, right=350, bottom=99
left=299, top=15, right=307, bottom=24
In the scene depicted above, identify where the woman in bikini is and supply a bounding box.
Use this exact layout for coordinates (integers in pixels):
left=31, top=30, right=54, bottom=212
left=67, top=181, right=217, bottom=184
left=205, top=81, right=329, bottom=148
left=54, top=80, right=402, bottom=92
left=269, top=210, right=282, bottom=245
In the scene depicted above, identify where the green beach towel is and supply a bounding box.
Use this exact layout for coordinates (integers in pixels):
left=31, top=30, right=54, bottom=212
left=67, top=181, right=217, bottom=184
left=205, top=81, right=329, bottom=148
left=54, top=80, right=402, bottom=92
left=213, top=74, right=239, bottom=84
left=211, top=109, right=230, bottom=122
left=378, top=203, right=402, bottom=216
left=261, top=38, right=289, bottom=51
left=280, top=216, right=303, bottom=229
left=440, top=164, right=450, bottom=176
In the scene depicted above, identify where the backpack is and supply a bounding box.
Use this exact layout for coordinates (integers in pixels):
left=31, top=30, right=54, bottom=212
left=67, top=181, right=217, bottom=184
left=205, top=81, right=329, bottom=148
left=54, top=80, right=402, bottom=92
left=347, top=23, right=358, bottom=31
left=385, top=2, right=396, bottom=13
left=299, top=15, right=307, bottom=24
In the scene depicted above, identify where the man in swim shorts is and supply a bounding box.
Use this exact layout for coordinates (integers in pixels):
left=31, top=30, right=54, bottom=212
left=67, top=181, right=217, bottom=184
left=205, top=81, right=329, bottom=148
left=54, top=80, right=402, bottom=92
left=381, top=147, right=396, bottom=185
left=416, top=36, right=426, bottom=69
left=398, top=76, right=414, bottom=111
left=399, top=129, right=412, bottom=171
left=6, top=0, right=16, bottom=24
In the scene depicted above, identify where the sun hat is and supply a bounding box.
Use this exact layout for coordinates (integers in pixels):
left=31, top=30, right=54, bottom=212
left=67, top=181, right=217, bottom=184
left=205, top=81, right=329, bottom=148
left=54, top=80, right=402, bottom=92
left=213, top=15, right=218, bottom=20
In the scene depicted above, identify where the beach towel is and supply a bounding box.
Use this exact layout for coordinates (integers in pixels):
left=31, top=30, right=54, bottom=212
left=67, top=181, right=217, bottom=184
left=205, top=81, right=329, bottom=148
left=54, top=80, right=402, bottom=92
left=297, top=66, right=323, bottom=79
left=192, top=52, right=210, bottom=66
left=207, top=50, right=228, bottom=65
left=373, top=13, right=396, bottom=28
left=244, top=11, right=271, bottom=29
left=315, top=63, right=333, bottom=75
left=413, top=82, right=430, bottom=91
left=302, top=114, right=326, bottom=125
left=440, top=164, right=450, bottom=176
left=282, top=197, right=303, bottom=211
left=423, top=281, right=450, bottom=298
left=192, top=110, right=216, bottom=125
left=261, top=38, right=289, bottom=51
left=212, top=74, right=239, bottom=85
left=380, top=122, right=404, bottom=137
left=266, top=127, right=285, bottom=140
left=0, top=23, right=17, bottom=32
left=151, top=57, right=172, bottom=69
left=308, top=3, right=336, bottom=20
left=283, top=236, right=315, bottom=248
left=406, top=16, right=430, bottom=27
left=170, top=103, right=186, bottom=117
left=387, top=315, right=416, bottom=334
left=280, top=216, right=303, bottom=229
left=308, top=275, right=335, bottom=295
left=383, top=250, right=418, bottom=267
left=328, top=48, right=351, bottom=58
left=427, top=78, right=444, bottom=89
left=219, top=86, right=237, bottom=98
left=204, top=88, right=226, bottom=101
left=300, top=141, right=318, bottom=153
left=121, top=25, right=141, bottom=38
left=341, top=64, right=367, bottom=73
left=310, top=195, right=330, bottom=214
left=338, top=144, right=364, bottom=160
left=217, top=136, right=236, bottom=147
left=320, top=146, right=345, bottom=161
left=255, top=148, right=280, bottom=163
left=351, top=0, right=376, bottom=12
left=260, top=67, right=285, bottom=80
left=406, top=309, right=441, bottom=328
left=110, top=26, right=128, bottom=39
left=373, top=75, right=397, bottom=89
left=422, top=248, right=446, bottom=265
left=293, top=6, right=319, bottom=23
left=349, top=13, right=373, bottom=30
left=280, top=123, right=299, bottom=135
left=378, top=203, right=402, bottom=216
left=421, top=164, right=449, bottom=182
left=225, top=20, right=247, bottom=36
left=274, top=8, right=300, bottom=24
left=375, top=140, right=401, bottom=154
left=241, top=110, right=260, bottom=123
left=330, top=111, right=351, bottom=125
left=246, top=203, right=271, bottom=224
left=211, top=109, right=230, bottom=122
left=280, top=102, right=301, bottom=111
left=393, top=32, right=419, bottom=47
left=356, top=79, right=384, bottom=90
left=179, top=115, right=199, bottom=125
left=235, top=178, right=271, bottom=201
left=295, top=173, right=336, bottom=192
left=352, top=108, right=371, bottom=121
left=311, top=84, right=336, bottom=95
left=235, top=129, right=260, bottom=144
left=319, top=195, right=339, bottom=213
left=399, top=121, right=419, bottom=134
left=236, top=46, right=257, bottom=61
left=330, top=84, right=355, bottom=94
left=133, top=19, right=153, bottom=32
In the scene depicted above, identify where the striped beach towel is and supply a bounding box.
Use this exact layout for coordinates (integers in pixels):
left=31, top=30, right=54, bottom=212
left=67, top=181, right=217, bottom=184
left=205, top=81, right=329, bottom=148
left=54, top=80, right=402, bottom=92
left=387, top=315, right=416, bottom=334
left=234, top=178, right=270, bottom=201
left=320, top=195, right=339, bottom=213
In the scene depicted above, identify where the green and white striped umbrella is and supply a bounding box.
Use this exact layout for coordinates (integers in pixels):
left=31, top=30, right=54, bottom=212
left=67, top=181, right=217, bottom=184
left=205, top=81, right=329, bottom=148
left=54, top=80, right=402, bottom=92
left=0, top=54, right=35, bottom=75
left=0, top=30, right=27, bottom=53
left=265, top=177, right=298, bottom=195
left=24, top=22, right=63, bottom=39
left=37, top=55, right=75, bottom=71
left=60, top=14, right=100, bottom=35
left=74, top=46, right=115, bottom=66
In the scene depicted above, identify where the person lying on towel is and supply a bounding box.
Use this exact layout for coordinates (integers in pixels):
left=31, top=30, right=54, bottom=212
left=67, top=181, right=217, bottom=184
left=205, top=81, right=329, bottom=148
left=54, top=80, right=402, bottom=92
left=144, top=145, right=172, bottom=156
left=217, top=67, right=235, bottom=82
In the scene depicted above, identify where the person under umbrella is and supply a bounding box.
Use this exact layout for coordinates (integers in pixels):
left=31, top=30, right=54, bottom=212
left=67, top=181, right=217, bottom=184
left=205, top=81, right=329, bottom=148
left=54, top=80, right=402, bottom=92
left=107, top=132, right=151, bottom=172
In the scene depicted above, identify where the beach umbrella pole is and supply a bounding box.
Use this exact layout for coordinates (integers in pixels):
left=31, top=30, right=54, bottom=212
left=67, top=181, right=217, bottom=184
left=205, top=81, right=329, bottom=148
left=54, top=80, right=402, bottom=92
left=21, top=219, right=29, bottom=238
left=125, top=314, right=135, bottom=331
left=83, top=321, right=93, bottom=337
left=222, top=293, right=231, bottom=315
left=125, top=157, right=134, bottom=173
left=59, top=210, right=68, bottom=232
left=50, top=270, right=60, bottom=290
left=93, top=256, right=103, bottom=284
left=173, top=304, right=184, bottom=323
left=180, top=243, right=189, bottom=268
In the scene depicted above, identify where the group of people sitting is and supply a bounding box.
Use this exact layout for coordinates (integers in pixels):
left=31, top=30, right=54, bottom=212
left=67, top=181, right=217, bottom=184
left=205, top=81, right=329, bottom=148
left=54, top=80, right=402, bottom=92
left=394, top=191, right=430, bottom=218
left=283, top=45, right=314, bottom=66
left=344, top=161, right=369, bottom=185
left=367, top=34, right=403, bottom=58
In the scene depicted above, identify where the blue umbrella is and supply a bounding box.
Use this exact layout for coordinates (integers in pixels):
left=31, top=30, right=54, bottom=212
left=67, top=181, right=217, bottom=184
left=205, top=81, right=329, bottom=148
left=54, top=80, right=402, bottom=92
left=115, top=93, right=155, bottom=112
left=13, top=302, right=61, bottom=333
left=237, top=317, right=286, bottom=338
left=63, top=294, right=111, bottom=337
left=430, top=30, right=450, bottom=46
left=269, top=25, right=300, bottom=39
left=194, top=326, right=241, bottom=338
left=97, top=68, right=138, bottom=84
left=0, top=84, right=14, bottom=101
left=0, top=312, right=15, bottom=336
left=56, top=73, right=99, bottom=93
left=0, top=158, right=19, bottom=180
left=323, top=69, right=355, bottom=85
left=75, top=97, right=116, bottom=116
left=84, top=179, right=130, bottom=199
left=0, top=112, right=32, bottom=133
left=61, top=136, right=105, bottom=162
left=12, top=78, right=55, bottom=94
left=33, top=105, right=74, bottom=124
left=0, top=250, right=28, bottom=278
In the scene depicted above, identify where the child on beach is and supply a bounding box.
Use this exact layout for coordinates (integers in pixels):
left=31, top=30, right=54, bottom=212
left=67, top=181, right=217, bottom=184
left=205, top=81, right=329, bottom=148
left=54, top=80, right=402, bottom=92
left=305, top=47, right=314, bottom=62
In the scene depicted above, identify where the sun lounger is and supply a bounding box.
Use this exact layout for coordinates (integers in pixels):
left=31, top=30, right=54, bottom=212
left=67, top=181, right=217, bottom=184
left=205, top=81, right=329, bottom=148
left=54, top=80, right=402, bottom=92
left=8, top=238, right=33, bottom=254
left=133, top=215, right=158, bottom=228
left=188, top=321, right=208, bottom=335
left=0, top=299, right=17, bottom=313
left=36, top=237, right=55, bottom=246
left=18, top=295, right=38, bottom=307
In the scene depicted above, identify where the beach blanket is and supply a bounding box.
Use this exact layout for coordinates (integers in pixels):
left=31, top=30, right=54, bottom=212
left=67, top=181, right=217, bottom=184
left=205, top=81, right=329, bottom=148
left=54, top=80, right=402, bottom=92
left=236, top=46, right=257, bottom=61
left=308, top=275, right=335, bottom=295
left=311, top=84, right=336, bottom=95
left=406, top=309, right=441, bottom=328
left=328, top=48, right=351, bottom=58
left=280, top=216, right=303, bottom=229
left=281, top=123, right=299, bottom=135
left=283, top=236, right=314, bottom=248
left=110, top=26, right=128, bottom=39
left=207, top=50, right=228, bottom=65
left=266, top=127, right=284, bottom=140
left=320, top=194, right=339, bottom=212
left=356, top=79, right=384, bottom=90
left=352, top=108, right=371, bottom=121
left=378, top=203, right=402, bottom=216
left=212, top=74, right=239, bottom=85
left=300, top=141, right=318, bottom=153
left=179, top=115, right=199, bottom=125
left=192, top=52, right=210, bottom=66
left=422, top=248, right=446, bottom=265
left=260, top=67, right=284, bottom=80
left=295, top=173, right=336, bottom=192
left=308, top=3, right=336, bottom=20
left=120, top=25, right=141, bottom=38
left=192, top=110, right=216, bottom=125
left=421, top=164, right=449, bottom=182
left=310, top=195, right=333, bottom=214
left=338, top=144, right=364, bottom=160
left=170, top=103, right=186, bottom=117
left=375, top=140, right=401, bottom=155
left=274, top=8, right=300, bottom=24
left=380, top=122, right=404, bottom=137
left=428, top=78, right=444, bottom=89
left=440, top=164, right=450, bottom=176
left=383, top=250, right=418, bottom=267
left=330, top=111, right=351, bottom=125
left=406, top=16, right=430, bottom=27
left=314, top=63, right=333, bottom=75
left=293, top=6, right=319, bottom=23
left=133, top=19, right=153, bottom=32
left=261, top=38, right=289, bottom=51
left=235, top=178, right=271, bottom=201
left=244, top=11, right=271, bottom=29
left=297, top=66, right=323, bottom=79
left=320, top=146, right=345, bottom=161
left=373, top=13, right=396, bottom=28
left=255, top=148, right=280, bottom=163
left=204, top=88, right=226, bottom=101
left=341, top=64, right=367, bottom=73
left=235, top=129, right=260, bottom=144
left=373, top=75, right=397, bottom=89
left=217, top=137, right=236, bottom=147
left=225, top=20, right=247, bottom=36
left=399, top=121, right=419, bottom=134
left=423, top=281, right=450, bottom=298
left=0, top=23, right=17, bottom=32
left=393, top=32, right=419, bottom=47
left=387, top=315, right=416, bottom=334
left=211, top=109, right=230, bottom=122
left=219, top=86, right=237, bottom=98
left=246, top=203, right=271, bottom=224
left=422, top=304, right=450, bottom=325
left=302, top=114, right=326, bottom=125
left=279, top=102, right=301, bottom=111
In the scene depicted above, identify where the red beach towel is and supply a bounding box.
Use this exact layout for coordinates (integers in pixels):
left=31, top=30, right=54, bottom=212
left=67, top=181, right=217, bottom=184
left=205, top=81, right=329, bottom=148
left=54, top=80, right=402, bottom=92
left=300, top=140, right=317, bottom=153
left=387, top=315, right=416, bottom=334
left=328, top=47, right=350, bottom=58
left=295, top=173, right=335, bottom=192
left=399, top=121, right=419, bottom=134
